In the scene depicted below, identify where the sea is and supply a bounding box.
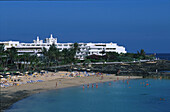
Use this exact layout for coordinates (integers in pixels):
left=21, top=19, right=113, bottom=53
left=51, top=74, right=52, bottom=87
left=155, top=53, right=170, bottom=60
left=5, top=79, right=170, bottom=112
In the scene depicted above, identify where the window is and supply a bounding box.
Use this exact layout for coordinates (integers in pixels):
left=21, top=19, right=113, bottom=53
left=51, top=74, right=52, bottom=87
left=95, top=44, right=106, bottom=46
left=106, top=48, right=116, bottom=50
left=4, top=43, right=9, bottom=46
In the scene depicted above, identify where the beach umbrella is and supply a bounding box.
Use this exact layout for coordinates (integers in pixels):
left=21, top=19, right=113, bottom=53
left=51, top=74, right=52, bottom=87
left=7, top=75, right=11, bottom=77
left=40, top=70, right=45, bottom=73
left=16, top=71, right=20, bottom=73
left=34, top=72, right=38, bottom=74
left=17, top=76, right=23, bottom=78
left=0, top=75, right=3, bottom=78
left=6, top=72, right=10, bottom=75
left=86, top=69, right=91, bottom=71
left=11, top=76, right=17, bottom=79
left=73, top=67, right=77, bottom=70
left=82, top=68, right=86, bottom=70
left=1, top=78, right=7, bottom=81
left=25, top=71, right=29, bottom=74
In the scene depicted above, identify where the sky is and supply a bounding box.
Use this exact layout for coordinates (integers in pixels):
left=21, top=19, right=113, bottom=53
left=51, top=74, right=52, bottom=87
left=0, top=0, right=170, bottom=53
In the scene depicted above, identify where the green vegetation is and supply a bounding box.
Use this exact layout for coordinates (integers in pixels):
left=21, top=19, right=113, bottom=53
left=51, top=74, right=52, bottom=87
left=0, top=43, right=155, bottom=72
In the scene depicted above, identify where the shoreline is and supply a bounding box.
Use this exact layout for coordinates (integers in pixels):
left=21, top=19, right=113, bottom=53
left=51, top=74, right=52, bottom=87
left=1, top=74, right=142, bottom=111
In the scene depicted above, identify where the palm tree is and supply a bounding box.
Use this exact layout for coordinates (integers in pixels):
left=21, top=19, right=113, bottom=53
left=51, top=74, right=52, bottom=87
left=31, top=54, right=39, bottom=71
left=137, top=49, right=146, bottom=59
left=100, top=50, right=106, bottom=56
left=0, top=44, right=5, bottom=68
left=42, top=47, right=48, bottom=57
left=140, top=49, right=146, bottom=56
left=14, top=55, right=21, bottom=70
left=73, top=43, right=79, bottom=51
left=7, top=47, right=18, bottom=65
left=47, top=43, right=60, bottom=66
left=0, top=44, right=4, bottom=53
left=20, top=53, right=30, bottom=71
left=42, top=47, right=49, bottom=67
left=61, top=48, right=71, bottom=64
left=69, top=43, right=80, bottom=63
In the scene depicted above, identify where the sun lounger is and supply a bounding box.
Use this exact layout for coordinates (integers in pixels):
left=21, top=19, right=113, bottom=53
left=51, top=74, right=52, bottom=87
left=37, top=80, right=43, bottom=82
left=4, top=85, right=9, bottom=87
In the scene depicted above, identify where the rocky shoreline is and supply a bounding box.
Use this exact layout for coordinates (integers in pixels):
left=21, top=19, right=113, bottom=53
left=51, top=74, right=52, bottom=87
left=56, top=60, right=170, bottom=77
left=91, top=60, right=170, bottom=77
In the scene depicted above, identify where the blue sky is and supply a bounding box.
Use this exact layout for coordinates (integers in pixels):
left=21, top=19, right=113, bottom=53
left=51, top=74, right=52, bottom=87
left=0, top=0, right=170, bottom=53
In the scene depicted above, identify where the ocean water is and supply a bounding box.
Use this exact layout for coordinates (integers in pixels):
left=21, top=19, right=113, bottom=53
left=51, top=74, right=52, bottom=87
left=6, top=79, right=170, bottom=112
left=156, top=53, right=170, bottom=60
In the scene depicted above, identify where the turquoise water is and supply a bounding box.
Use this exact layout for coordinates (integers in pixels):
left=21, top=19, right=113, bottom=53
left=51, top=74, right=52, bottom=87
left=6, top=79, right=170, bottom=112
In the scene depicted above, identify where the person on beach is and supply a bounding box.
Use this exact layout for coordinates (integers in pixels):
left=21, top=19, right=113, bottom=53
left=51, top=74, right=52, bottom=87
left=117, top=70, right=120, bottom=75
left=83, top=85, right=85, bottom=89
left=101, top=75, right=104, bottom=80
left=160, top=76, right=162, bottom=80
left=87, top=84, right=89, bottom=88
left=96, top=83, right=98, bottom=88
left=92, top=84, right=94, bottom=88
left=56, top=82, right=57, bottom=87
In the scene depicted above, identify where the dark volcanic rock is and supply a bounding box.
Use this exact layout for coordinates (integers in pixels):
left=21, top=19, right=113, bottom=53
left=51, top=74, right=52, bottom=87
left=90, top=60, right=170, bottom=77
left=0, top=90, right=31, bottom=111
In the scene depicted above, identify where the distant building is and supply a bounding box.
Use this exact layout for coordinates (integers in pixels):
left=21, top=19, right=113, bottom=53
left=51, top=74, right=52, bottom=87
left=0, top=34, right=127, bottom=60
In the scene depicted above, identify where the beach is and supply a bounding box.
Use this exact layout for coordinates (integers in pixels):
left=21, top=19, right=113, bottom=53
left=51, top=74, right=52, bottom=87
left=0, top=71, right=142, bottom=111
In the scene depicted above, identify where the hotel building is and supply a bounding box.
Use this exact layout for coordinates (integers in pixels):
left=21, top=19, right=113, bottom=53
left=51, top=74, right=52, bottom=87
left=0, top=34, right=127, bottom=60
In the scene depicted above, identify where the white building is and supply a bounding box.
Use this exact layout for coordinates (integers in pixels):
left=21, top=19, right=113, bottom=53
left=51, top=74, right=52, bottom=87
left=0, top=34, right=127, bottom=60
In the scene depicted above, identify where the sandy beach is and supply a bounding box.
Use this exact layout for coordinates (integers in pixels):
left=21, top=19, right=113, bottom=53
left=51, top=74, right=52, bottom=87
left=0, top=71, right=142, bottom=111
